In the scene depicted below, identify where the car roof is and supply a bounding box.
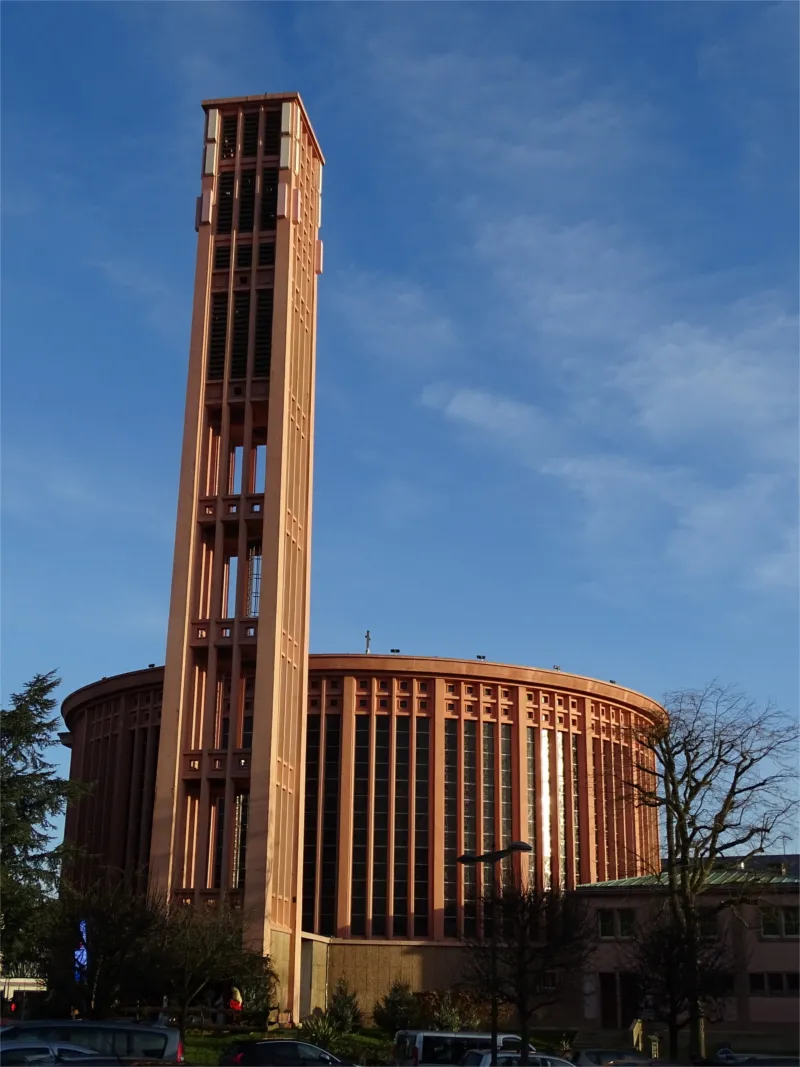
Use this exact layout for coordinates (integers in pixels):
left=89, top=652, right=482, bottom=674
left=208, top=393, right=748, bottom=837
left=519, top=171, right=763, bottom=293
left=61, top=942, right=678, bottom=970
left=4, top=1020, right=171, bottom=1032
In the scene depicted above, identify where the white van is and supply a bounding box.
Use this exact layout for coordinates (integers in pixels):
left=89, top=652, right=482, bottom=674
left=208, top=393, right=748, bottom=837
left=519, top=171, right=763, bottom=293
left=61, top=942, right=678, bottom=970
left=394, top=1031, right=535, bottom=1066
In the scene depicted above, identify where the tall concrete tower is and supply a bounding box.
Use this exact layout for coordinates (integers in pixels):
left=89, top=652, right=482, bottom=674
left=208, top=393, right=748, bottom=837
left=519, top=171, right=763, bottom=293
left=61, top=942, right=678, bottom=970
left=149, top=94, right=324, bottom=1015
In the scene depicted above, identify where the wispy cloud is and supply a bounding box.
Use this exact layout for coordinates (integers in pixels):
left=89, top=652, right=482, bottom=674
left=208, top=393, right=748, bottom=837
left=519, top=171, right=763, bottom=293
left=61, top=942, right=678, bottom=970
left=329, top=270, right=458, bottom=373
left=90, top=255, right=188, bottom=344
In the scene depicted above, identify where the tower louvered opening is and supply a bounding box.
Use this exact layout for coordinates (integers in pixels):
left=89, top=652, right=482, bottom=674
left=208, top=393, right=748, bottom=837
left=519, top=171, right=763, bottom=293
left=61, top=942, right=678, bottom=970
left=207, top=293, right=228, bottom=380
left=263, top=108, right=281, bottom=156
left=221, top=115, right=237, bottom=159
left=238, top=170, right=256, bottom=233
left=258, top=241, right=275, bottom=267
left=253, top=290, right=273, bottom=378
left=214, top=244, right=231, bottom=271
left=242, top=112, right=259, bottom=158
left=260, top=168, right=278, bottom=231
left=216, top=173, right=234, bottom=235
left=236, top=244, right=252, bottom=269
left=230, top=292, right=251, bottom=380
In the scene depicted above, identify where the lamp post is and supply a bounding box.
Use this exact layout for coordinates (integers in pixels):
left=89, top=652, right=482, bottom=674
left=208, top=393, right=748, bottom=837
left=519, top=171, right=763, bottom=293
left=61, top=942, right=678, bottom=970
left=458, top=840, right=532, bottom=1067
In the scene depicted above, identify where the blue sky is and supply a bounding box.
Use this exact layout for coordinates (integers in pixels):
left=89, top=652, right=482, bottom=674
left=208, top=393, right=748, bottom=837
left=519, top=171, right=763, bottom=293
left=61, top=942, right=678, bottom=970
left=2, top=3, right=798, bottom=811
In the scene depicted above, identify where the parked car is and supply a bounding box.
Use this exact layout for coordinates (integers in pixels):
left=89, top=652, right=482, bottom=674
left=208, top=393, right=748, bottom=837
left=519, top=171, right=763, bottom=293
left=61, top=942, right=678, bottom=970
left=460, top=1053, right=571, bottom=1067
left=0, top=1042, right=112, bottom=1066
left=221, top=1041, right=353, bottom=1066
left=569, top=1053, right=651, bottom=1066
left=394, top=1032, right=535, bottom=1067
left=0, top=1022, right=182, bottom=1064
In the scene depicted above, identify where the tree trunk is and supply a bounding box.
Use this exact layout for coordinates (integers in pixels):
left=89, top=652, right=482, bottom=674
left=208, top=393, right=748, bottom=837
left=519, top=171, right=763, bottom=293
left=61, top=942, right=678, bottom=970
left=667, top=1020, right=679, bottom=1062
left=518, top=1009, right=530, bottom=1066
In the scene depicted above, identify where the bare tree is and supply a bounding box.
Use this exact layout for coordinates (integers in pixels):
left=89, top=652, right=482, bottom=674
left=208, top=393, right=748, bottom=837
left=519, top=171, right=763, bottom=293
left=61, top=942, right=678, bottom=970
left=464, top=886, right=595, bottom=1065
left=625, top=905, right=735, bottom=1060
left=625, top=683, right=799, bottom=1060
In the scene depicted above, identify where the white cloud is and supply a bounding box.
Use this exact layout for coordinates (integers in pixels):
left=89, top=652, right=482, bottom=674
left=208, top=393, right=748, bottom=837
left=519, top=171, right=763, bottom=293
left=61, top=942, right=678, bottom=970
left=329, top=270, right=458, bottom=372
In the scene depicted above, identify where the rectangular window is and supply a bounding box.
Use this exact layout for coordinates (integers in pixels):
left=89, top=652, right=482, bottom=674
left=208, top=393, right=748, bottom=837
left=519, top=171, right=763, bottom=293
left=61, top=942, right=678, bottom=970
left=260, top=167, right=279, bottom=229
left=253, top=443, right=267, bottom=493
left=223, top=555, right=238, bottom=619
left=541, top=729, right=552, bottom=889
left=214, top=244, right=231, bottom=270
left=787, top=972, right=800, bottom=993
left=463, top=720, right=478, bottom=938
left=258, top=241, right=275, bottom=267
left=527, top=727, right=537, bottom=882
left=319, top=715, right=340, bottom=936
left=238, top=169, right=256, bottom=232
left=210, top=796, right=225, bottom=889
left=761, top=908, right=781, bottom=937
left=598, top=909, right=615, bottom=939
left=618, top=908, right=635, bottom=939
left=214, top=675, right=231, bottom=750
left=443, top=719, right=458, bottom=937
left=783, top=907, right=800, bottom=936
left=207, top=293, right=228, bottom=380
left=749, top=973, right=765, bottom=994
left=220, top=114, right=237, bottom=159
left=246, top=543, right=262, bottom=617
left=230, top=291, right=250, bottom=379
left=253, top=289, right=273, bottom=378
left=351, top=716, right=370, bottom=937
left=241, top=675, right=254, bottom=749
left=414, top=718, right=430, bottom=937
left=482, top=721, right=496, bottom=854
left=572, top=734, right=582, bottom=883
left=501, top=723, right=513, bottom=887
left=216, top=172, right=234, bottom=234
left=229, top=445, right=243, bottom=494
left=372, top=717, right=390, bottom=937
left=236, top=243, right=252, bottom=269
left=698, top=907, right=717, bottom=938
left=767, top=973, right=785, bottom=995
left=557, top=732, right=567, bottom=888
left=232, top=792, right=249, bottom=889
left=393, top=716, right=411, bottom=937
left=263, top=107, right=281, bottom=155
left=242, top=112, right=258, bottom=158
left=302, top=715, right=321, bottom=932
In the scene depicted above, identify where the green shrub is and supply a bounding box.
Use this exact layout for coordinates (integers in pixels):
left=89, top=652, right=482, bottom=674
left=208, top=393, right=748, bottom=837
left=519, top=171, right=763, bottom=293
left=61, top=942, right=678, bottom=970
left=415, top=987, right=484, bottom=1031
left=337, top=1034, right=395, bottom=1066
left=328, top=978, right=363, bottom=1033
left=372, top=980, right=418, bottom=1035
left=299, top=1011, right=342, bottom=1051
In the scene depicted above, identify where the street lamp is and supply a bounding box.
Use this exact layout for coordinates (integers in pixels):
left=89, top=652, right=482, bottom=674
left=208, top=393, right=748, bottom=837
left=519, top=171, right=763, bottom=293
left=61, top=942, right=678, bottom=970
left=458, top=840, right=532, bottom=1067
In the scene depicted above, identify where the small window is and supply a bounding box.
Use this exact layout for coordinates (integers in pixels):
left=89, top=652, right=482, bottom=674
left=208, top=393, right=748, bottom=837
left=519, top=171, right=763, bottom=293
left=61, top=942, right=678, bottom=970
left=447, top=703, right=455, bottom=711
left=258, top=241, right=275, bottom=267
left=484, top=687, right=492, bottom=696
left=542, top=694, right=549, bottom=704
left=749, top=973, right=765, bottom=993
left=399, top=699, right=408, bottom=709
left=236, top=243, right=252, bottom=268
left=767, top=973, right=785, bottom=994
left=419, top=700, right=428, bottom=710
left=379, top=680, right=388, bottom=690
left=419, top=682, right=428, bottom=692
left=447, top=684, right=455, bottom=693
left=761, top=908, right=781, bottom=937
left=466, top=703, right=474, bottom=712
left=618, top=909, right=635, bottom=938
left=358, top=679, right=368, bottom=689
left=783, top=906, right=800, bottom=936
left=359, top=699, right=367, bottom=708
left=379, top=699, right=388, bottom=708
left=466, top=685, right=474, bottom=695
left=214, top=244, right=231, bottom=270
left=787, top=972, right=800, bottom=992
left=502, top=688, right=509, bottom=697
left=310, top=699, right=318, bottom=708
left=598, top=909, right=615, bottom=938
left=400, top=681, right=408, bottom=691
left=329, top=699, right=338, bottom=708
left=330, top=679, right=339, bottom=689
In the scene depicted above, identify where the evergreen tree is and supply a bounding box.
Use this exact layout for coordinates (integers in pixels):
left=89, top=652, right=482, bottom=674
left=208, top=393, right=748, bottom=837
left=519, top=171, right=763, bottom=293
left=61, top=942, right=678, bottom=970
left=0, top=671, right=81, bottom=969
left=328, top=978, right=362, bottom=1033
